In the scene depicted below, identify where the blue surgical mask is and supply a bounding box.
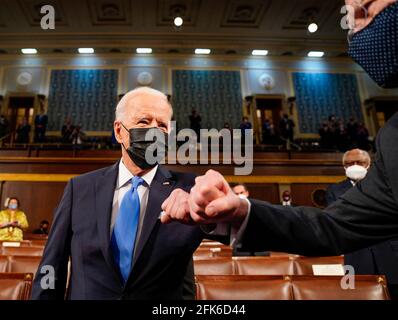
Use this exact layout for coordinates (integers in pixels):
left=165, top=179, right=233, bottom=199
left=9, top=204, right=17, bottom=210
left=348, top=2, right=398, bottom=88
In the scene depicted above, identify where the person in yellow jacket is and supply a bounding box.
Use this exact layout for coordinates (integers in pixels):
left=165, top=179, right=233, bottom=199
left=0, top=197, right=29, bottom=241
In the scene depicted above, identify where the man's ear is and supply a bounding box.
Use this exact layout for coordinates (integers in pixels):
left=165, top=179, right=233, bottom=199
left=114, top=121, right=124, bottom=144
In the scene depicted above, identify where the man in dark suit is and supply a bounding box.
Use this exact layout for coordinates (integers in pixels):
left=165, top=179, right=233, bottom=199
left=34, top=110, right=48, bottom=143
left=161, top=0, right=398, bottom=257
left=31, top=87, right=211, bottom=300
left=162, top=110, right=398, bottom=261
left=326, top=148, right=398, bottom=299
left=325, top=149, right=371, bottom=205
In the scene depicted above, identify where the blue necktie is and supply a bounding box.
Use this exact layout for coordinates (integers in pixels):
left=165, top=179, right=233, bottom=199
left=111, top=176, right=144, bottom=282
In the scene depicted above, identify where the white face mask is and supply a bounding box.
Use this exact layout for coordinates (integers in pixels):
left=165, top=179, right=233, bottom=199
left=345, top=165, right=368, bottom=181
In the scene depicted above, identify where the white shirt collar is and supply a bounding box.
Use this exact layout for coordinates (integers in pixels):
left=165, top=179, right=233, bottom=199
left=117, top=159, right=158, bottom=189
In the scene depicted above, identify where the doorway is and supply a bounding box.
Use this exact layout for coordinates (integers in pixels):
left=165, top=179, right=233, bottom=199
left=372, top=98, right=398, bottom=131
left=7, top=96, right=35, bottom=143
left=254, top=95, right=284, bottom=144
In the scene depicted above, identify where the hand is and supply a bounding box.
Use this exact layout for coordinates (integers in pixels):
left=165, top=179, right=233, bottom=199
left=345, top=0, right=396, bottom=33
left=160, top=189, right=192, bottom=225
left=0, top=222, right=11, bottom=228
left=188, top=170, right=249, bottom=226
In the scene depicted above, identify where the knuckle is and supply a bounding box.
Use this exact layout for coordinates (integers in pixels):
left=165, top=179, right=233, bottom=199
left=198, top=185, right=209, bottom=195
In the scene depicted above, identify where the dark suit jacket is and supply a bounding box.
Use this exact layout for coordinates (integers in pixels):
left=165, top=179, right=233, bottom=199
left=239, top=112, right=398, bottom=257
left=34, top=114, right=48, bottom=128
left=326, top=178, right=398, bottom=285
left=325, top=179, right=353, bottom=205
left=31, top=163, right=206, bottom=300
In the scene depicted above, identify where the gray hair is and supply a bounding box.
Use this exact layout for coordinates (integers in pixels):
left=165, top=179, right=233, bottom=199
left=342, top=149, right=371, bottom=164
left=115, top=87, right=171, bottom=120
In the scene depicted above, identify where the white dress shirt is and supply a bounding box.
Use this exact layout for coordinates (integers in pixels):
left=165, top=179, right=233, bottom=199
left=110, top=160, right=158, bottom=254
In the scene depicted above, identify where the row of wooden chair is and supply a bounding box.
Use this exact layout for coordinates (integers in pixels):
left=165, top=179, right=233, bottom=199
left=0, top=246, right=44, bottom=256
left=0, top=240, right=46, bottom=247
left=0, top=273, right=33, bottom=300
left=0, top=273, right=389, bottom=300
left=194, top=256, right=344, bottom=276
left=0, top=255, right=41, bottom=276
left=195, top=275, right=390, bottom=300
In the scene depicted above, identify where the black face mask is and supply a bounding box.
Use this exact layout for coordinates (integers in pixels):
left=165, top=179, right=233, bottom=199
left=121, top=124, right=168, bottom=170
left=348, top=2, right=398, bottom=88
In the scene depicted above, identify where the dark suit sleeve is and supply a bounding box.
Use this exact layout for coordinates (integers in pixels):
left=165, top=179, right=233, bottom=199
left=31, top=180, right=73, bottom=300
left=240, top=124, right=398, bottom=256
left=182, top=258, right=195, bottom=300
left=325, top=185, right=337, bottom=207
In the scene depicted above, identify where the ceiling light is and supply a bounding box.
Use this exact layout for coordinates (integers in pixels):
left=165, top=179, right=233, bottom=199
left=252, top=50, right=268, bottom=56
left=195, top=48, right=211, bottom=55
left=174, top=17, right=183, bottom=27
left=21, top=48, right=37, bottom=54
left=308, top=22, right=318, bottom=33
left=308, top=51, right=324, bottom=57
left=136, top=48, right=153, bottom=54
left=78, top=48, right=94, bottom=54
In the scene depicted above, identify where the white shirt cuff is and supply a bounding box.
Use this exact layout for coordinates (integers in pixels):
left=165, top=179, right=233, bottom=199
left=200, top=197, right=251, bottom=245
left=231, top=197, right=251, bottom=247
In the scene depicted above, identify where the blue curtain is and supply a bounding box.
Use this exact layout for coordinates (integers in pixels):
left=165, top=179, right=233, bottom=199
left=47, top=69, right=118, bottom=131
left=293, top=72, right=363, bottom=134
left=172, top=70, right=242, bottom=129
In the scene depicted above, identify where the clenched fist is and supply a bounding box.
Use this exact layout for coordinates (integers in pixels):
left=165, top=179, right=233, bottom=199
left=160, top=170, right=249, bottom=226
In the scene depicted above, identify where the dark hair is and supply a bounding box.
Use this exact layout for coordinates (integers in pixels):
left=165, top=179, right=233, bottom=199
left=8, top=197, right=20, bottom=207
left=40, top=220, right=49, bottom=225
left=232, top=183, right=248, bottom=192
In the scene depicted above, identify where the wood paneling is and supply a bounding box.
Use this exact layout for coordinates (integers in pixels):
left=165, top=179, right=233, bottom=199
left=244, top=184, right=280, bottom=203
left=0, top=151, right=346, bottom=234
left=0, top=181, right=66, bottom=233
left=0, top=158, right=344, bottom=176
left=0, top=149, right=344, bottom=161
left=0, top=179, right=337, bottom=233
left=290, top=183, right=331, bottom=207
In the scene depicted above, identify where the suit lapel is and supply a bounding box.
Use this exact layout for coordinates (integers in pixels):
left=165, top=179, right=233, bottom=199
left=132, top=165, right=175, bottom=266
left=95, top=161, right=120, bottom=277
left=344, top=179, right=353, bottom=192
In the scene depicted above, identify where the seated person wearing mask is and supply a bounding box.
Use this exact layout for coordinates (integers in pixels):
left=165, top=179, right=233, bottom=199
left=326, top=149, right=370, bottom=204
left=0, top=197, right=29, bottom=241
left=281, top=190, right=294, bottom=206
left=32, top=220, right=50, bottom=236
left=326, top=148, right=398, bottom=300
left=232, top=184, right=249, bottom=199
